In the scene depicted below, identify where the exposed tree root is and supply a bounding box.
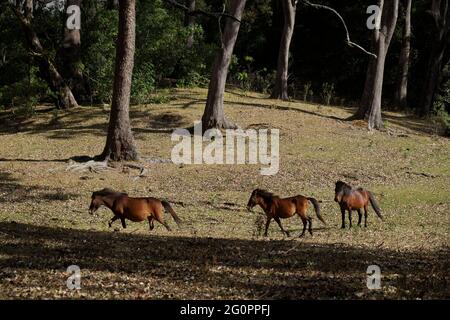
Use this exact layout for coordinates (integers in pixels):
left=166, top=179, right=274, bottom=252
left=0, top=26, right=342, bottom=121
left=66, top=160, right=113, bottom=173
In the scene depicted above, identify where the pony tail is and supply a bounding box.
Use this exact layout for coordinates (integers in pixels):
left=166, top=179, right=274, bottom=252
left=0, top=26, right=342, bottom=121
left=368, top=192, right=383, bottom=221
left=162, top=200, right=182, bottom=226
left=307, top=197, right=326, bottom=225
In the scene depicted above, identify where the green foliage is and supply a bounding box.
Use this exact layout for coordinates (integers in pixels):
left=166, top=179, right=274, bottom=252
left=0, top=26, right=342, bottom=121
left=176, top=69, right=210, bottom=88
left=131, top=63, right=156, bottom=105
left=135, top=1, right=215, bottom=87
left=431, top=63, right=450, bottom=136
left=147, top=93, right=172, bottom=104
left=432, top=101, right=450, bottom=136
left=0, top=65, right=48, bottom=118
left=236, top=71, right=250, bottom=90
left=229, top=55, right=274, bottom=93
left=81, top=3, right=119, bottom=103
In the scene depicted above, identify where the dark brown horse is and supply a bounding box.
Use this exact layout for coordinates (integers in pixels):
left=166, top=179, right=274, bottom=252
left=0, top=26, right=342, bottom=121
left=89, top=188, right=181, bottom=231
left=334, top=181, right=383, bottom=228
left=246, top=189, right=326, bottom=237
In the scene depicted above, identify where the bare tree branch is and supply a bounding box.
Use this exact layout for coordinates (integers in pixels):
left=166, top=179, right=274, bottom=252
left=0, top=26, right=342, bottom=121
left=301, top=0, right=377, bottom=58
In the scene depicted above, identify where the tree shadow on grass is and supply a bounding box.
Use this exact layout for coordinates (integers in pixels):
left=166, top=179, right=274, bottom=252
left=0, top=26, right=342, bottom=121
left=0, top=171, right=80, bottom=204
left=224, top=100, right=346, bottom=121
left=0, top=221, right=447, bottom=299
left=383, top=113, right=441, bottom=136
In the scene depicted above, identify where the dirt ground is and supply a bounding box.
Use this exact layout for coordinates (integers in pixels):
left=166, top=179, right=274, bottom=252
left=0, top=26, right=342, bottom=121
left=0, top=88, right=449, bottom=299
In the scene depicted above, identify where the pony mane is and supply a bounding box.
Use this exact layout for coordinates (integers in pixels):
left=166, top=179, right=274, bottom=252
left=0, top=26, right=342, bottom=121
left=255, top=189, right=277, bottom=202
left=336, top=181, right=353, bottom=195
left=93, top=188, right=127, bottom=197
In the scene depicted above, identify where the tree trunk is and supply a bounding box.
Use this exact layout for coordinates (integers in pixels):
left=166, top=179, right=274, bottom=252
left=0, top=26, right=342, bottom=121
left=419, top=0, right=449, bottom=116
left=185, top=0, right=195, bottom=48
left=59, top=0, right=89, bottom=101
left=352, top=0, right=399, bottom=130
left=394, top=0, right=411, bottom=109
left=11, top=1, right=78, bottom=109
left=201, top=0, right=246, bottom=130
left=98, top=0, right=138, bottom=161
left=271, top=0, right=297, bottom=100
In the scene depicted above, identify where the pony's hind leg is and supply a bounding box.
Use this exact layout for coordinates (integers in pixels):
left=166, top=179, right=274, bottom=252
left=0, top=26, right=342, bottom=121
left=264, top=217, right=272, bottom=237
left=154, top=207, right=172, bottom=231
left=159, top=218, right=172, bottom=231
left=156, top=214, right=171, bottom=231
left=357, top=209, right=362, bottom=226
left=364, top=205, right=368, bottom=227
left=274, top=217, right=290, bottom=237
left=308, top=217, right=313, bottom=235
left=299, top=217, right=307, bottom=237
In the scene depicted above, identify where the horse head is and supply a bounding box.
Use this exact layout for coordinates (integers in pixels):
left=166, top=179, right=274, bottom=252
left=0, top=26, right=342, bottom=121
left=334, top=180, right=349, bottom=203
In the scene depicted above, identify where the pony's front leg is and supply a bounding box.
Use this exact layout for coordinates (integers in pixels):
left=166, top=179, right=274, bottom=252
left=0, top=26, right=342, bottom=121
left=340, top=207, right=346, bottom=229
left=148, top=217, right=154, bottom=231
left=274, top=217, right=290, bottom=237
left=120, top=217, right=127, bottom=229
left=364, top=206, right=368, bottom=227
left=348, top=210, right=353, bottom=228
left=264, top=217, right=272, bottom=237
left=109, top=216, right=119, bottom=228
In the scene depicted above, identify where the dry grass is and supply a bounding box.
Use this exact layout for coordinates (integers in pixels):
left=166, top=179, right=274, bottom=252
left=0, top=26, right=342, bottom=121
left=0, top=88, right=449, bottom=299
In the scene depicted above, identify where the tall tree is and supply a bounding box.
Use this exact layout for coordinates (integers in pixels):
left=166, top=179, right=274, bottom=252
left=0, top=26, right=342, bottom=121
left=419, top=0, right=449, bottom=116
left=353, top=0, right=399, bottom=130
left=59, top=0, right=88, bottom=101
left=394, top=0, right=412, bottom=109
left=271, top=0, right=297, bottom=100
left=98, top=0, right=138, bottom=161
left=201, top=0, right=246, bottom=130
left=11, top=0, right=78, bottom=109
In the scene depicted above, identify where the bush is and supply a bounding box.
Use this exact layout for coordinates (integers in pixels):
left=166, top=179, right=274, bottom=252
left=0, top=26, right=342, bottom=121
left=229, top=55, right=274, bottom=93
left=321, top=82, right=335, bottom=105
left=303, top=82, right=312, bottom=102
left=131, top=63, right=156, bottom=105
left=431, top=66, right=450, bottom=136
left=0, top=66, right=48, bottom=118
left=432, top=100, right=450, bottom=136
left=176, top=71, right=209, bottom=88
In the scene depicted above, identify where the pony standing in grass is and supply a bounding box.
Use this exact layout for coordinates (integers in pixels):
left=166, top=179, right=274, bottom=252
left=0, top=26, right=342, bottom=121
left=334, top=181, right=383, bottom=228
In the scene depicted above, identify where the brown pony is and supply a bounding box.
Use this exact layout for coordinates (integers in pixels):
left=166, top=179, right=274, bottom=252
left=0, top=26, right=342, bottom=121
left=89, top=188, right=181, bottom=231
left=246, top=189, right=326, bottom=237
left=334, top=181, right=383, bottom=228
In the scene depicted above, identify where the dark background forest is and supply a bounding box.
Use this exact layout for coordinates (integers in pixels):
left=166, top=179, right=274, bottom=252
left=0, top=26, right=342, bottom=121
left=0, top=0, right=449, bottom=134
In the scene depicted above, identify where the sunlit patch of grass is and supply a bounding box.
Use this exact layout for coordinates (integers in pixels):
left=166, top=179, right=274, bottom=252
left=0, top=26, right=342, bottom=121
left=0, top=88, right=448, bottom=299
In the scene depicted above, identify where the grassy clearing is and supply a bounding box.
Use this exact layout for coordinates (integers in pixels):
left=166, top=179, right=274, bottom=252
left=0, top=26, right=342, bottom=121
left=0, top=88, right=449, bottom=299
